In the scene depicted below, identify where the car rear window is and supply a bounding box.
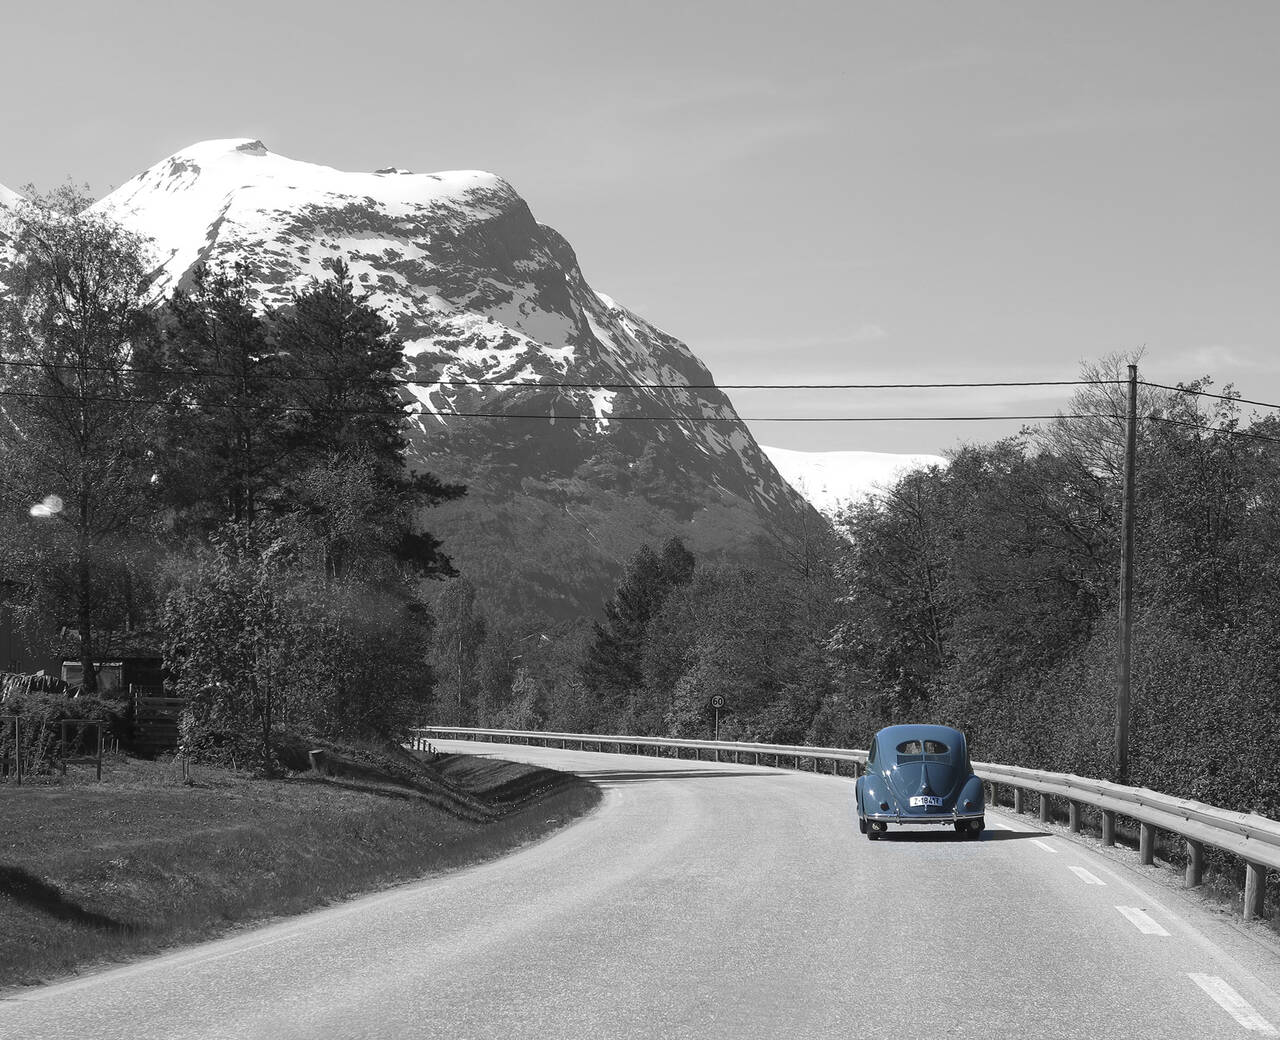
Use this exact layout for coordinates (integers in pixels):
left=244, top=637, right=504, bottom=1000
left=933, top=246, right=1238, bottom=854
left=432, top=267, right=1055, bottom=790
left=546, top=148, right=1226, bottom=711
left=896, top=737, right=951, bottom=764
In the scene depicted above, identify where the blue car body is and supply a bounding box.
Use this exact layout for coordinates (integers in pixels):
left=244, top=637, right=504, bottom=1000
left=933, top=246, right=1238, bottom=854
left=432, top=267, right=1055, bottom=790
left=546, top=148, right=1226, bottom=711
left=855, top=724, right=985, bottom=839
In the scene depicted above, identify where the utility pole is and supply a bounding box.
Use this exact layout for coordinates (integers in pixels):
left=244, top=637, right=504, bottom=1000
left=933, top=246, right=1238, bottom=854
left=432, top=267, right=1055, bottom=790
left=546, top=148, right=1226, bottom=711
left=1116, top=363, right=1138, bottom=783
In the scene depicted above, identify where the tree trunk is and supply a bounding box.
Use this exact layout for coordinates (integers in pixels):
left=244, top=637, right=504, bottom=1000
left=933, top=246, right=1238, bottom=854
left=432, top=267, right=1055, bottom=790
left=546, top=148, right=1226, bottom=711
left=77, top=493, right=97, bottom=694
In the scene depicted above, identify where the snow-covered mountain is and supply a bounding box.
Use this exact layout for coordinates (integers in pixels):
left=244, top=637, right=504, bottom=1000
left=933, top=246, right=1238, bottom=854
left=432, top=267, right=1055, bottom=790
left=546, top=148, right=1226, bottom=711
left=89, top=139, right=813, bottom=619
left=0, top=184, right=21, bottom=277
left=762, top=446, right=946, bottom=516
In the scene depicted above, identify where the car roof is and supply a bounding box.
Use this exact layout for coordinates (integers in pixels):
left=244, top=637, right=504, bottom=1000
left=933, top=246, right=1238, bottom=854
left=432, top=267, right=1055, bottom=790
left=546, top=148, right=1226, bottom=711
left=873, top=723, right=966, bottom=746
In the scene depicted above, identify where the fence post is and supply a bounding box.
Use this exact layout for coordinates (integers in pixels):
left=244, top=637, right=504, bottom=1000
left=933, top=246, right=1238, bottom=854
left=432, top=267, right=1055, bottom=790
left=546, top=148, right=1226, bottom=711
left=1244, top=863, right=1265, bottom=921
left=1139, top=823, right=1156, bottom=865
left=1068, top=801, right=1081, bottom=834
left=1185, top=839, right=1204, bottom=887
left=60, top=720, right=68, bottom=777
left=1013, top=788, right=1024, bottom=814
left=1102, top=810, right=1116, bottom=846
left=14, top=717, right=21, bottom=786
left=1039, top=793, right=1051, bottom=824
left=95, top=722, right=103, bottom=782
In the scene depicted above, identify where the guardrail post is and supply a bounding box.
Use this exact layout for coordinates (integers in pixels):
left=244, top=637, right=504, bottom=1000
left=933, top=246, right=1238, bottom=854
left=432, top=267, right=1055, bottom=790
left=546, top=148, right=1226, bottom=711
left=1102, top=810, right=1116, bottom=846
left=1185, top=839, right=1204, bottom=888
left=1139, top=823, right=1155, bottom=865
left=1013, top=788, right=1024, bottom=814
left=1244, top=863, right=1265, bottom=921
left=1068, top=801, right=1081, bottom=833
left=987, top=782, right=997, bottom=807
left=755, top=752, right=760, bottom=765
left=830, top=759, right=837, bottom=775
left=1038, top=793, right=1050, bottom=824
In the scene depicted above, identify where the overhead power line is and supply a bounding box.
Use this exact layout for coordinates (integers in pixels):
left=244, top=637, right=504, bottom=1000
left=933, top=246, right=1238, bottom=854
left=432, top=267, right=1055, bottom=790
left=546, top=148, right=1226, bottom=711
left=0, top=356, right=1120, bottom=392
left=0, top=386, right=1115, bottom=422
left=1138, top=380, right=1280, bottom=415
left=1146, top=414, right=1280, bottom=445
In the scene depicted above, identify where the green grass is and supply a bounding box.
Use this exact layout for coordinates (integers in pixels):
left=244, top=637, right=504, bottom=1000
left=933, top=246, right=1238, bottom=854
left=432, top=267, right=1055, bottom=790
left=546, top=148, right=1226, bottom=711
left=0, top=745, right=599, bottom=990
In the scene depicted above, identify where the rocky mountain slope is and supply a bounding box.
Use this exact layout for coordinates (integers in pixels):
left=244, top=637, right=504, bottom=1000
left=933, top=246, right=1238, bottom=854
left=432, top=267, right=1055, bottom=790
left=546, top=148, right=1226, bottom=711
left=762, top=446, right=947, bottom=516
left=86, top=139, right=814, bottom=622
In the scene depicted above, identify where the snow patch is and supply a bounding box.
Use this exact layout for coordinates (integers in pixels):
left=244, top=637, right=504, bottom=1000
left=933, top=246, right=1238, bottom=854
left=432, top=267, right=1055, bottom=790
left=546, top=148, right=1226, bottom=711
left=761, top=446, right=948, bottom=515
left=586, top=387, right=616, bottom=427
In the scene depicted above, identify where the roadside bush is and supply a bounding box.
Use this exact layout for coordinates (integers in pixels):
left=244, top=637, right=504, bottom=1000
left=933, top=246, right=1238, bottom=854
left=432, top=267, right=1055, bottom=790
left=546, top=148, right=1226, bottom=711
left=0, top=691, right=120, bottom=776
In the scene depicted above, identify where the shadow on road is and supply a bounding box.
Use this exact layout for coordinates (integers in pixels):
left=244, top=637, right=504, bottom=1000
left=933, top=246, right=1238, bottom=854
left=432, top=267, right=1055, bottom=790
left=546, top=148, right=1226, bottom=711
left=578, top=768, right=782, bottom=783
left=874, top=829, right=1051, bottom=843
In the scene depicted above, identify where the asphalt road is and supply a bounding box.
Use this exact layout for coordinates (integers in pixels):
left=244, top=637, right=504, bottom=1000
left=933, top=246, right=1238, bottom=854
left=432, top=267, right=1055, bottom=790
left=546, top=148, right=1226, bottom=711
left=4, top=740, right=1280, bottom=1039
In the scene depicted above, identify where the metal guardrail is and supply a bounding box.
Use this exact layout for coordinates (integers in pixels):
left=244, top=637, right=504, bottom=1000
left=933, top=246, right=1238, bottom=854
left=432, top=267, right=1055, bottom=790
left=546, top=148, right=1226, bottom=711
left=411, top=725, right=1277, bottom=922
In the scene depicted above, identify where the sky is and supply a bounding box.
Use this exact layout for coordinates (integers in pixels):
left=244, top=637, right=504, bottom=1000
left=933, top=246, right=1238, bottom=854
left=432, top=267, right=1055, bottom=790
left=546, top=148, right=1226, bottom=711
left=2, top=0, right=1277, bottom=453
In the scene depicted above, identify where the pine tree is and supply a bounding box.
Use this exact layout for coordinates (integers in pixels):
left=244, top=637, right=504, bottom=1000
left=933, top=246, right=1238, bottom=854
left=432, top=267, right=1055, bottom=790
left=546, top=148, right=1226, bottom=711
left=270, top=261, right=464, bottom=576
left=144, top=265, right=290, bottom=529
left=581, top=537, right=696, bottom=714
left=271, top=260, right=405, bottom=474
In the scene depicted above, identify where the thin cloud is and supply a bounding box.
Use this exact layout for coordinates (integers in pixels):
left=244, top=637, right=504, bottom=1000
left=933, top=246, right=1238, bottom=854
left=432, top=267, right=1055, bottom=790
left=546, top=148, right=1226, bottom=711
left=991, top=101, right=1198, bottom=139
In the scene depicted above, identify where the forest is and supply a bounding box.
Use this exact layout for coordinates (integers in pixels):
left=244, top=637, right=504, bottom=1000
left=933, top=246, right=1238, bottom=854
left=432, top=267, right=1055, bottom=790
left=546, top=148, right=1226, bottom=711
left=441, top=367, right=1280, bottom=825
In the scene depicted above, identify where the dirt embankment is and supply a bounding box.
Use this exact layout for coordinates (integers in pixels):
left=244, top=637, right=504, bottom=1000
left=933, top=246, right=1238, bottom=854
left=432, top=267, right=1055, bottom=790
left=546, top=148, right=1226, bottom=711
left=0, top=744, right=599, bottom=990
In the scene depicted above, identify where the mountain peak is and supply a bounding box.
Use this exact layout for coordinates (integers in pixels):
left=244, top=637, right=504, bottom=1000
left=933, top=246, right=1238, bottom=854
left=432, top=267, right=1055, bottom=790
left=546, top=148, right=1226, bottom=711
left=94, top=140, right=513, bottom=297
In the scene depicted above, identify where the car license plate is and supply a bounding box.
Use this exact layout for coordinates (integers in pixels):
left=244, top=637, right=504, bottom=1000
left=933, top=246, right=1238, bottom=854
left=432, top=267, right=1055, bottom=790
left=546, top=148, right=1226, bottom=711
left=909, top=796, right=943, bottom=807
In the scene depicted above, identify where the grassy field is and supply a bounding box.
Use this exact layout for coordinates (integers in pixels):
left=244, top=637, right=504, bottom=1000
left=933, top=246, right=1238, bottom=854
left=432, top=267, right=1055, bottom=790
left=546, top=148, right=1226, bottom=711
left=0, top=743, right=599, bottom=990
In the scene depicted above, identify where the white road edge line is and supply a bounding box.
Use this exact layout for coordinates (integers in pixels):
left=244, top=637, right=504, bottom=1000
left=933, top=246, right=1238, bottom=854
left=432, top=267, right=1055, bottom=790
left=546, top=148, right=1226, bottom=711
left=1116, top=906, right=1170, bottom=936
left=1030, top=838, right=1057, bottom=853
left=1067, top=865, right=1106, bottom=886
left=1188, top=974, right=1279, bottom=1035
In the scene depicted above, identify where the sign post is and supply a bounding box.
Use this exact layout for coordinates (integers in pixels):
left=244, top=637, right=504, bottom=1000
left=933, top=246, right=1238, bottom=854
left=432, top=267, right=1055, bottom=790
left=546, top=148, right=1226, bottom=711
left=710, top=695, right=726, bottom=761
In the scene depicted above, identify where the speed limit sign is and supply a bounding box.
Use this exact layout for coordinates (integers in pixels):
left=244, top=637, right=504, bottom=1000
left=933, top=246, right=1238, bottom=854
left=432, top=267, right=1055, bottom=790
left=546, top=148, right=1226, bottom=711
left=711, top=694, right=726, bottom=709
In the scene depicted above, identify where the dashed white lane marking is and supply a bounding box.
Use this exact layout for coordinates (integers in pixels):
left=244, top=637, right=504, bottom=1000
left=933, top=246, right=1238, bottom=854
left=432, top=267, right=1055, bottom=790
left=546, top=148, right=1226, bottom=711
left=1030, top=839, right=1057, bottom=853
left=987, top=820, right=1012, bottom=830
left=1067, top=865, right=1106, bottom=886
left=1188, top=974, right=1278, bottom=1034
left=1116, top=906, right=1170, bottom=936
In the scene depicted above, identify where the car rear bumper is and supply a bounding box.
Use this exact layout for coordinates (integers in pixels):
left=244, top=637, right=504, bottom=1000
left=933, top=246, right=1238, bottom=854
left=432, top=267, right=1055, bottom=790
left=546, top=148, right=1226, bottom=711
left=864, top=811, right=985, bottom=825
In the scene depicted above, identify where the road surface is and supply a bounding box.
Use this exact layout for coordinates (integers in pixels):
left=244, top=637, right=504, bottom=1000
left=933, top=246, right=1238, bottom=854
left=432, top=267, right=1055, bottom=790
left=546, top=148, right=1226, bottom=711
left=3, top=739, right=1280, bottom=1039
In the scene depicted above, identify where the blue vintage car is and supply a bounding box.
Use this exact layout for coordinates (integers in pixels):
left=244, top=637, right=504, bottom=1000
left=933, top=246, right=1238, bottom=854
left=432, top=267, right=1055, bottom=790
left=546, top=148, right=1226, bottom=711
left=855, top=724, right=985, bottom=839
